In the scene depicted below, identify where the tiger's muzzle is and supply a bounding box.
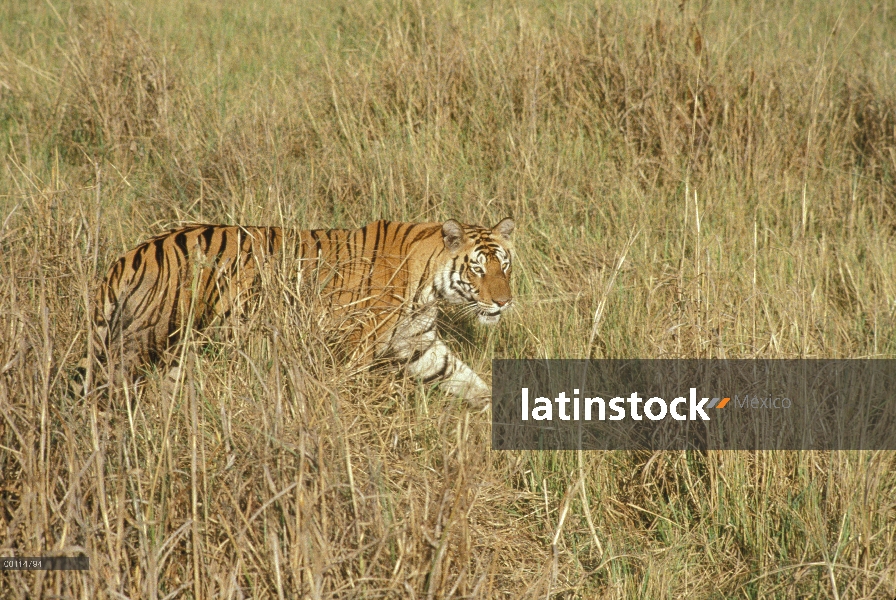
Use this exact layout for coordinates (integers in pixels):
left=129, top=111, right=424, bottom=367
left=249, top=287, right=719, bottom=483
left=476, top=269, right=512, bottom=325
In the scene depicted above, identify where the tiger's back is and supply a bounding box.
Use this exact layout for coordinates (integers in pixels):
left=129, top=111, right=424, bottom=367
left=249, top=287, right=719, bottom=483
left=93, top=224, right=284, bottom=368
left=88, top=218, right=515, bottom=399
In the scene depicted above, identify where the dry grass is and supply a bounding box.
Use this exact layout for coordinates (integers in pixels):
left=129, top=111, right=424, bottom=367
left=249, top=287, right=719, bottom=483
left=1, top=0, right=896, bottom=597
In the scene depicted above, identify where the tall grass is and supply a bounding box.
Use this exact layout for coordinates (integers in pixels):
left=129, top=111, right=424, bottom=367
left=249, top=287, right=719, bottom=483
left=1, top=0, right=895, bottom=597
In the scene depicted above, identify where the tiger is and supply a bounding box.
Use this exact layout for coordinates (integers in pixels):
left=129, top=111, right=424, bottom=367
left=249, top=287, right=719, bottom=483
left=80, top=218, right=514, bottom=400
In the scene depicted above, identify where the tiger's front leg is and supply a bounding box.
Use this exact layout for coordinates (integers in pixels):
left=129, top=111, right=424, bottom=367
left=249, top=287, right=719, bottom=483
left=405, top=339, right=490, bottom=401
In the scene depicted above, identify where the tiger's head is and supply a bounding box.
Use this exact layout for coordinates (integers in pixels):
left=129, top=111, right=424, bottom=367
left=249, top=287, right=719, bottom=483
left=438, top=217, right=514, bottom=325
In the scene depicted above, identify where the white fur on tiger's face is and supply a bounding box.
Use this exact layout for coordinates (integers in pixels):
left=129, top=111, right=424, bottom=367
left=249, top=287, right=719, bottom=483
left=82, top=217, right=515, bottom=401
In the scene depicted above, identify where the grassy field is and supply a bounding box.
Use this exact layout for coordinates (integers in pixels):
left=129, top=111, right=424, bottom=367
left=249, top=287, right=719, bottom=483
left=2, top=0, right=896, bottom=597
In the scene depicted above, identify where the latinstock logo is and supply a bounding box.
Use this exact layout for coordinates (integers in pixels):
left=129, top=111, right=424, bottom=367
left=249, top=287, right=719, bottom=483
left=519, top=388, right=732, bottom=422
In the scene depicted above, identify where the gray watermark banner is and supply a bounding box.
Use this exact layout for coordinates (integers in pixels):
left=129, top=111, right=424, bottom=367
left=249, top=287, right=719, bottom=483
left=491, top=360, right=896, bottom=450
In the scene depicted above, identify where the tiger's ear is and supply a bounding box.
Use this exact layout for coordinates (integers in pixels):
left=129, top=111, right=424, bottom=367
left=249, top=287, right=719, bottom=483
left=492, top=217, right=515, bottom=239
left=442, top=220, right=466, bottom=252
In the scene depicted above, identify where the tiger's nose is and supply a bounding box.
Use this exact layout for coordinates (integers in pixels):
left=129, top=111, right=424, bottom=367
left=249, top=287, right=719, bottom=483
left=494, top=298, right=509, bottom=307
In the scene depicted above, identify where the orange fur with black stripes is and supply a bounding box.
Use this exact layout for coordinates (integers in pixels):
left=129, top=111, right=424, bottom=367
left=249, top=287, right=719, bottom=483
left=85, top=218, right=514, bottom=399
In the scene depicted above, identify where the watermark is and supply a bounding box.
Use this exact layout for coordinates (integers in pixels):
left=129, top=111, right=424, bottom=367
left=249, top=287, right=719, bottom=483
left=0, top=556, right=89, bottom=571
left=520, top=388, right=744, bottom=421
left=492, top=360, right=896, bottom=450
